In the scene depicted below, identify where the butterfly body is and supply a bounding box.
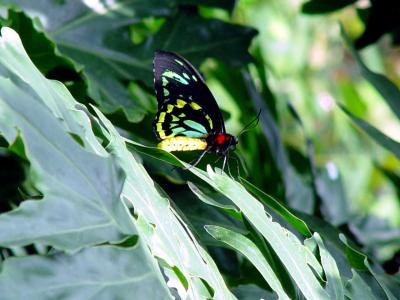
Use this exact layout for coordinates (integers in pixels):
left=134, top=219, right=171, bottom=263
left=152, top=51, right=238, bottom=166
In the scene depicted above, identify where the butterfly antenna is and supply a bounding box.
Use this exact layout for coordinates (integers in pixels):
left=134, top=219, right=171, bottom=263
left=238, top=109, right=262, bottom=138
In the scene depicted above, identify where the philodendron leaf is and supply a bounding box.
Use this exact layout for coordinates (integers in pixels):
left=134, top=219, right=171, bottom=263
left=0, top=27, right=173, bottom=298
left=0, top=244, right=172, bottom=300
left=205, top=225, right=290, bottom=300
left=93, top=107, right=235, bottom=300
left=0, top=27, right=134, bottom=250
left=191, top=166, right=329, bottom=300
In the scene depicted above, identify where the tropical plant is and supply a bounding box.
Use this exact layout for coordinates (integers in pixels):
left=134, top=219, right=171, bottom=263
left=0, top=1, right=399, bottom=299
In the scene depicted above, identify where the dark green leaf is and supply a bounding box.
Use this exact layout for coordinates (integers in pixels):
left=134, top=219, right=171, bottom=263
left=138, top=8, right=257, bottom=72
left=302, top=0, right=357, bottom=14
left=343, top=27, right=400, bottom=119
left=341, top=106, right=400, bottom=159
left=241, top=178, right=312, bottom=237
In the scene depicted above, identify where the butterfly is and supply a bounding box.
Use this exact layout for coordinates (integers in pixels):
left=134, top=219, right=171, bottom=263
left=152, top=50, right=238, bottom=170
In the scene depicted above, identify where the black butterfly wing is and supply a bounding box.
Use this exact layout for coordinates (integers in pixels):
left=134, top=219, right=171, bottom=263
left=153, top=50, right=225, bottom=137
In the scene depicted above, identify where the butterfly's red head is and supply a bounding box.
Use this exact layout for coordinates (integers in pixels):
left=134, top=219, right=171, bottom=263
left=212, top=133, right=238, bottom=154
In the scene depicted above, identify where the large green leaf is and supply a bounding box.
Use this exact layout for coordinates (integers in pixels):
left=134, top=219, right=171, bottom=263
left=0, top=26, right=172, bottom=298
left=93, top=108, right=235, bottom=299
left=0, top=27, right=133, bottom=250
left=0, top=244, right=172, bottom=300
left=191, top=166, right=329, bottom=300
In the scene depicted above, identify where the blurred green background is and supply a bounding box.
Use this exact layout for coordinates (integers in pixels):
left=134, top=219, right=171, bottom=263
left=202, top=0, right=400, bottom=261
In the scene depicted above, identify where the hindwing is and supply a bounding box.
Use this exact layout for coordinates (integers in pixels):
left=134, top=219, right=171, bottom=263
left=153, top=97, right=213, bottom=140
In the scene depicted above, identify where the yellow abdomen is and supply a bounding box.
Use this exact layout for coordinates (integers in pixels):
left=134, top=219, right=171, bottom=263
left=158, top=137, right=207, bottom=152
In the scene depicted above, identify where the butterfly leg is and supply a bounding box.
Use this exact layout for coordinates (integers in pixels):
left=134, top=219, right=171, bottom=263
left=221, top=154, right=228, bottom=174
left=184, top=148, right=209, bottom=170
left=227, top=154, right=234, bottom=178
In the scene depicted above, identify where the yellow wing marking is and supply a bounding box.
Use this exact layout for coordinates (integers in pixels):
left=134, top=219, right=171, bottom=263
left=158, top=137, right=207, bottom=152
left=158, top=112, right=166, bottom=122
left=205, top=115, right=213, bottom=128
left=190, top=102, right=202, bottom=110
left=176, top=99, right=187, bottom=108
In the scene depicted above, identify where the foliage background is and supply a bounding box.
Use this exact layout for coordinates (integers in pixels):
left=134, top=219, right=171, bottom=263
left=0, top=0, right=399, bottom=299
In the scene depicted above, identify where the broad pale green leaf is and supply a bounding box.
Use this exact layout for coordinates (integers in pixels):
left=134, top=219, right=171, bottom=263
left=341, top=106, right=400, bottom=159
left=0, top=244, right=172, bottom=300
left=313, top=233, right=345, bottom=300
left=93, top=107, right=235, bottom=300
left=206, top=225, right=290, bottom=300
left=0, top=27, right=133, bottom=250
left=0, top=27, right=172, bottom=298
left=191, top=166, right=329, bottom=300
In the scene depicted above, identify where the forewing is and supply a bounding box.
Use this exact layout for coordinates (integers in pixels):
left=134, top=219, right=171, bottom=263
left=153, top=50, right=225, bottom=133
